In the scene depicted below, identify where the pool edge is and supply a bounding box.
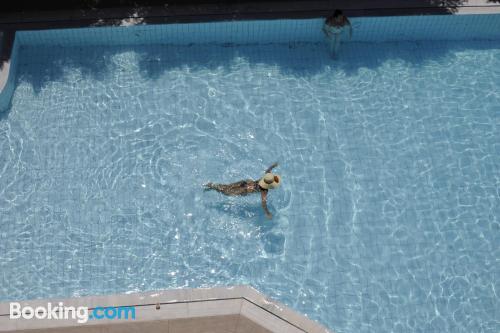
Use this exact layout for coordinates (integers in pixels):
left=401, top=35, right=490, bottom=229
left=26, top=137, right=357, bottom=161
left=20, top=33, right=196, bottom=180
left=0, top=285, right=333, bottom=333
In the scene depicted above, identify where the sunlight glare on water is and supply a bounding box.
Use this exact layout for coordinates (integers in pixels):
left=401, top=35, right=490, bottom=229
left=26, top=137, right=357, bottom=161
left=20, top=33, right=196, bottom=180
left=0, top=39, right=499, bottom=332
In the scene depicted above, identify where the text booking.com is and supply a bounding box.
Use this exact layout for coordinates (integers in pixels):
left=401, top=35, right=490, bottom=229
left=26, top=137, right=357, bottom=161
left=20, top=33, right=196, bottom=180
left=10, top=302, right=136, bottom=324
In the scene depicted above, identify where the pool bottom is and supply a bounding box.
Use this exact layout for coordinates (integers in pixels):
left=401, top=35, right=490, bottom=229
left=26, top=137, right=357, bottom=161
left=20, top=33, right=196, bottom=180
left=1, top=37, right=499, bottom=333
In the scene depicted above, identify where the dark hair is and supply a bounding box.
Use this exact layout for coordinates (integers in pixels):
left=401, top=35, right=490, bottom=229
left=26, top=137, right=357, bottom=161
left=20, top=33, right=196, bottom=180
left=326, top=9, right=343, bottom=24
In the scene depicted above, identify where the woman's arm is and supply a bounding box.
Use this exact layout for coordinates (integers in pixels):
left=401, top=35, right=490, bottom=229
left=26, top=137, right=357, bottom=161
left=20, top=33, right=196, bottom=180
left=260, top=191, right=272, bottom=219
left=346, top=18, right=353, bottom=39
left=322, top=24, right=331, bottom=38
left=265, top=162, right=278, bottom=173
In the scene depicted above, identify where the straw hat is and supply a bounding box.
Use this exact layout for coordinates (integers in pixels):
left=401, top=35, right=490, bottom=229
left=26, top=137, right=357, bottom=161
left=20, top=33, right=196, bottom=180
left=258, top=173, right=281, bottom=190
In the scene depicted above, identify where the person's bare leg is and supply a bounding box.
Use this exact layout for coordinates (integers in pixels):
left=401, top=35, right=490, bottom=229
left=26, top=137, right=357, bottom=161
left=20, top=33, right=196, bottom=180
left=204, top=181, right=248, bottom=196
left=204, top=182, right=226, bottom=193
left=332, top=34, right=341, bottom=58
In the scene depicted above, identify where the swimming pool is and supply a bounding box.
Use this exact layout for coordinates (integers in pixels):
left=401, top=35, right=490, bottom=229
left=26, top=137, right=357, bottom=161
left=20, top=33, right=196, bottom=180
left=0, top=14, right=499, bottom=333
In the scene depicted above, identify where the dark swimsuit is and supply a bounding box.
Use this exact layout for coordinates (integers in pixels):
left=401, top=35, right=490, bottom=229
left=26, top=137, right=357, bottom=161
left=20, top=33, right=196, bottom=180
left=206, top=179, right=265, bottom=196
left=241, top=180, right=257, bottom=189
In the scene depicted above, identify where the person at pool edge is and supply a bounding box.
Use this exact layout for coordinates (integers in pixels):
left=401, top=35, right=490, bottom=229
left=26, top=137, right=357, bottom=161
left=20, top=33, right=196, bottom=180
left=322, top=9, right=352, bottom=57
left=205, top=162, right=280, bottom=219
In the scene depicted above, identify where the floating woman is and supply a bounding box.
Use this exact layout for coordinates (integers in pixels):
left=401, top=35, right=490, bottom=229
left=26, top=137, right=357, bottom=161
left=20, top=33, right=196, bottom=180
left=323, top=10, right=353, bottom=57
left=204, top=162, right=281, bottom=219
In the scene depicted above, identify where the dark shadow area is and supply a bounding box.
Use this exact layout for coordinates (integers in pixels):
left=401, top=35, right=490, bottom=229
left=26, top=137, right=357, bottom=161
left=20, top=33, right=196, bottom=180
left=336, top=40, right=500, bottom=75
left=2, top=0, right=499, bottom=117
left=1, top=0, right=497, bottom=81
left=5, top=0, right=318, bottom=12
left=0, top=108, right=9, bottom=121
left=12, top=39, right=500, bottom=96
left=15, top=46, right=116, bottom=94
left=0, top=0, right=484, bottom=31
left=0, top=31, right=14, bottom=64
left=0, top=0, right=474, bottom=14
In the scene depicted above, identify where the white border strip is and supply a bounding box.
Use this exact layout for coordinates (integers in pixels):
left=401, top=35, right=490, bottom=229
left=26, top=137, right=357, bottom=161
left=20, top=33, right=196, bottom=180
left=0, top=286, right=331, bottom=333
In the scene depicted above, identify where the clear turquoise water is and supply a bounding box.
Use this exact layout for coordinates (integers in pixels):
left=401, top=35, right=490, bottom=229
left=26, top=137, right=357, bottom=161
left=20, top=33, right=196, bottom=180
left=1, top=39, right=499, bottom=332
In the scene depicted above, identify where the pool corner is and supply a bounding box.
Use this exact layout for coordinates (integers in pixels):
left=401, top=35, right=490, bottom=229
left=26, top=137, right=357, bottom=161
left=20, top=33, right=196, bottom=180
left=0, top=285, right=332, bottom=333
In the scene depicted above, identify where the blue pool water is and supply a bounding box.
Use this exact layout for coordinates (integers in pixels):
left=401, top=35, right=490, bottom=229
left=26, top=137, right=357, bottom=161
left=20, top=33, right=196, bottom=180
left=1, top=20, right=499, bottom=333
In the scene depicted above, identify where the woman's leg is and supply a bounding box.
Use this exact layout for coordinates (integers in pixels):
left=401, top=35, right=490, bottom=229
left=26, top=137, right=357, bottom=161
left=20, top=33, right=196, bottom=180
left=204, top=182, right=226, bottom=193
left=204, top=181, right=247, bottom=196
left=332, top=34, right=341, bottom=57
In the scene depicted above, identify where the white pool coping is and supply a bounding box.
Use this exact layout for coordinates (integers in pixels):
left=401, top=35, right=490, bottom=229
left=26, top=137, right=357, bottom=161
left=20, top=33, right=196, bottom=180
left=0, top=285, right=332, bottom=333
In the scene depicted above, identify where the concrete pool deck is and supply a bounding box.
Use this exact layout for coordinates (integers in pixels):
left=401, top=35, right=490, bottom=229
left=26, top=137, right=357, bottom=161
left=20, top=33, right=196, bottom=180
left=0, top=286, right=331, bottom=333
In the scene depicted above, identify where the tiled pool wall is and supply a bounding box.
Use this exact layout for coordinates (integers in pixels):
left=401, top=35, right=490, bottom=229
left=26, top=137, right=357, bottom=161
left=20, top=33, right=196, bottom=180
left=0, top=38, right=19, bottom=111
left=13, top=14, right=500, bottom=46
left=0, top=14, right=499, bottom=112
